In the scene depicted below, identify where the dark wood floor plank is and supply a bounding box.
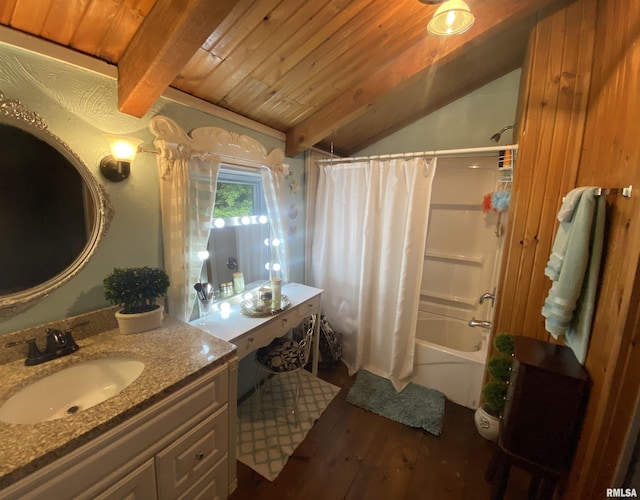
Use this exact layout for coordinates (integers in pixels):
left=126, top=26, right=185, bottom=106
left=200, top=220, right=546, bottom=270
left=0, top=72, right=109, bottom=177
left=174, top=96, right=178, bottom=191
left=230, top=362, right=532, bottom=499
left=344, top=418, right=423, bottom=500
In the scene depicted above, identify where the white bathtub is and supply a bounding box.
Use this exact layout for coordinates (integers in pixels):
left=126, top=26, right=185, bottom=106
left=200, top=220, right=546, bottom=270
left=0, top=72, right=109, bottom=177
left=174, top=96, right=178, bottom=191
left=411, top=312, right=488, bottom=409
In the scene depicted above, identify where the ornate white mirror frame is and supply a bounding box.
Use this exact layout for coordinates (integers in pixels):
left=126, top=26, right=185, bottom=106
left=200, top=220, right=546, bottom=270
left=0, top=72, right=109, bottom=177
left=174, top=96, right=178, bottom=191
left=0, top=91, right=114, bottom=315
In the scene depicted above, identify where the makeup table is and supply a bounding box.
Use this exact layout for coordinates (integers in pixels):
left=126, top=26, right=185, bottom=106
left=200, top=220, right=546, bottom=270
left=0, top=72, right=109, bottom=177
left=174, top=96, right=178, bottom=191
left=192, top=283, right=323, bottom=375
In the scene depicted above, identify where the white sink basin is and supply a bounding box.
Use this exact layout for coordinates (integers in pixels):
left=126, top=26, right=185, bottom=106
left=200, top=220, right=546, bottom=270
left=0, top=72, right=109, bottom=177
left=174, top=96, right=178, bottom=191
left=0, top=358, right=145, bottom=424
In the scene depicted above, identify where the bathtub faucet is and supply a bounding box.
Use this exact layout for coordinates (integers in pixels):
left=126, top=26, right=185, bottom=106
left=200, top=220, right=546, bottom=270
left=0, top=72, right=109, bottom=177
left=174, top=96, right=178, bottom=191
left=479, top=290, right=496, bottom=306
left=469, top=318, right=492, bottom=330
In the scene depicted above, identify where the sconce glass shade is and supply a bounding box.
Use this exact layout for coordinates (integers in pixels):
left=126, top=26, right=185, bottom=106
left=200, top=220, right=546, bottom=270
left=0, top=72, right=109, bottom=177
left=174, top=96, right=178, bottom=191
left=104, top=135, right=143, bottom=161
left=427, top=0, right=475, bottom=36
left=100, top=135, right=144, bottom=182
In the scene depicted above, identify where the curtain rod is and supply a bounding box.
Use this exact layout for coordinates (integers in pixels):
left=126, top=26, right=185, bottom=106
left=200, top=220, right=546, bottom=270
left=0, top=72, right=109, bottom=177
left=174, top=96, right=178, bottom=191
left=316, top=144, right=519, bottom=163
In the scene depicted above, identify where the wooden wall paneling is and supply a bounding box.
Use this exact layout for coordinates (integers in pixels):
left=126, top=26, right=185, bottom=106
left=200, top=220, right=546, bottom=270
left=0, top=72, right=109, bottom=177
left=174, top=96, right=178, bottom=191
left=494, top=3, right=595, bottom=341
left=564, top=0, right=640, bottom=495
left=495, top=0, right=640, bottom=496
left=521, top=1, right=597, bottom=341
left=492, top=26, right=535, bottom=340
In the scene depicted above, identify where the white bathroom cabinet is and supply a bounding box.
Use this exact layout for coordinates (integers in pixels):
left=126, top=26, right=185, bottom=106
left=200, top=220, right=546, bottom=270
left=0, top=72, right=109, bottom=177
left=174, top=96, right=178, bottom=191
left=0, top=360, right=237, bottom=500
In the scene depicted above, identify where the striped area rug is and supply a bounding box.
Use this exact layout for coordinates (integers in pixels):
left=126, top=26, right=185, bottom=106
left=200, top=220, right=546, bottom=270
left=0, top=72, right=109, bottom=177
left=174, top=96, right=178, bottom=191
left=236, top=370, right=340, bottom=481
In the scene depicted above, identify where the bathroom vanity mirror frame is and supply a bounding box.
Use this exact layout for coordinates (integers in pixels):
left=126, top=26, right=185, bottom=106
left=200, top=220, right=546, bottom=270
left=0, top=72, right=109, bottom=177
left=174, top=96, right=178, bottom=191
left=0, top=91, right=114, bottom=315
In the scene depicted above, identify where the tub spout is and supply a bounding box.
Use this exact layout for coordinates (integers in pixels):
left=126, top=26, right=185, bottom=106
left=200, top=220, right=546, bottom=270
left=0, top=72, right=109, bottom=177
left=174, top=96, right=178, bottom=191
left=469, top=318, right=492, bottom=329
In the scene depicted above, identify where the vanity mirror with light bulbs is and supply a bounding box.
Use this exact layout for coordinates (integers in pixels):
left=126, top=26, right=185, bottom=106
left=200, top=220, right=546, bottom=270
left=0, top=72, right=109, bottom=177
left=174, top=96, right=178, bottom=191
left=0, top=91, right=113, bottom=315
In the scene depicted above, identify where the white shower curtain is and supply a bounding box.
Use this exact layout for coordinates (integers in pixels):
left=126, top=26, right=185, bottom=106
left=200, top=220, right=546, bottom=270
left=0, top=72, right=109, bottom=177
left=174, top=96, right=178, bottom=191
left=311, top=157, right=437, bottom=391
left=157, top=153, right=219, bottom=322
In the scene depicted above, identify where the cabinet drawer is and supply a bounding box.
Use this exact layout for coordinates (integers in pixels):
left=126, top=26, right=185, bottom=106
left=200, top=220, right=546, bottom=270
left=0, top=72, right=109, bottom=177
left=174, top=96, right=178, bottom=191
left=180, top=457, right=228, bottom=500
left=297, top=295, right=320, bottom=319
left=94, top=458, right=157, bottom=500
left=233, top=334, right=257, bottom=360
left=156, top=407, right=228, bottom=500
left=268, top=309, right=297, bottom=338
left=234, top=327, right=276, bottom=360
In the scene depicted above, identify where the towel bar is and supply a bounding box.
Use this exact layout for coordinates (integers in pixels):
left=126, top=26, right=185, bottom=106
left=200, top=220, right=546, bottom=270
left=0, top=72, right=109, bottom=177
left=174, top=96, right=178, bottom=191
left=562, top=185, right=632, bottom=202
left=595, top=185, right=632, bottom=197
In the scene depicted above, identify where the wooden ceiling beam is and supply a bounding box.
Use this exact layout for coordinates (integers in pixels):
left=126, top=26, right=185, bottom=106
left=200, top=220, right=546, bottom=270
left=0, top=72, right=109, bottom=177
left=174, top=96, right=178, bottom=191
left=285, top=0, right=569, bottom=157
left=117, top=0, right=237, bottom=117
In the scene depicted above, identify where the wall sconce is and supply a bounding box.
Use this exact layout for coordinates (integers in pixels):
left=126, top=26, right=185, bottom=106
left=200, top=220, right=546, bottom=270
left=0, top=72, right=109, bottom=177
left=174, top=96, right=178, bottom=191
left=426, top=0, right=475, bottom=36
left=100, top=135, right=144, bottom=182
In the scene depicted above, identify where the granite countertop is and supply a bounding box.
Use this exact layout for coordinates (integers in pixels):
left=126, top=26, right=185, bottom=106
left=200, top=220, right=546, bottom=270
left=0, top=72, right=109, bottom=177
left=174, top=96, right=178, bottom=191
left=0, top=315, right=236, bottom=489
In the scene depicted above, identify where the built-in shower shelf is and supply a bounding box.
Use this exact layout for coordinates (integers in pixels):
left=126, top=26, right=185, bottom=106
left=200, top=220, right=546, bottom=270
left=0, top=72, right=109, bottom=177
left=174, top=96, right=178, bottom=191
left=424, top=252, right=484, bottom=265
left=420, top=291, right=478, bottom=308
left=430, top=203, right=483, bottom=211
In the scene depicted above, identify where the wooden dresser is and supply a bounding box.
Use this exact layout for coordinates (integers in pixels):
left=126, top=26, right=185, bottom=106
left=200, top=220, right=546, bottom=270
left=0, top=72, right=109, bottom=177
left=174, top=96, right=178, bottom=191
left=488, top=336, right=590, bottom=499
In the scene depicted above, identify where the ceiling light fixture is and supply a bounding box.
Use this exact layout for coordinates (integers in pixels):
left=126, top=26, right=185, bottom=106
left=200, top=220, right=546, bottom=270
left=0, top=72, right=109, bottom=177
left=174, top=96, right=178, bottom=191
left=99, top=135, right=143, bottom=182
left=427, top=0, right=475, bottom=36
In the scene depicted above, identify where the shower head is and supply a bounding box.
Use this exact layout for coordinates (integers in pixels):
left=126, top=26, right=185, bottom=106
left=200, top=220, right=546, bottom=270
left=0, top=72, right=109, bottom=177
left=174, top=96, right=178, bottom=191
left=490, top=124, right=517, bottom=143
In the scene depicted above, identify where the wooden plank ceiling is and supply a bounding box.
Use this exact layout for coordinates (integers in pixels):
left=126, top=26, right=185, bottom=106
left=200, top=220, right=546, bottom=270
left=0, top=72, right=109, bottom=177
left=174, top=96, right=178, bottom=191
left=0, top=0, right=569, bottom=156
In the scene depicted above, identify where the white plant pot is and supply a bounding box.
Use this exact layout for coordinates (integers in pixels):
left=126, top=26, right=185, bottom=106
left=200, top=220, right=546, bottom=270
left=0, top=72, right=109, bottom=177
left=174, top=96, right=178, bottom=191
left=474, top=406, right=500, bottom=442
left=115, top=305, right=164, bottom=334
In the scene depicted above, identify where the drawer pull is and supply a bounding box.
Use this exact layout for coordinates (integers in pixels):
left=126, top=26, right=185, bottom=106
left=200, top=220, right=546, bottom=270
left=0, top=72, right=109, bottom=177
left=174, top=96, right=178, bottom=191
left=248, top=336, right=254, bottom=343
left=195, top=451, right=205, bottom=461
left=282, top=318, right=288, bottom=325
left=308, top=304, right=313, bottom=309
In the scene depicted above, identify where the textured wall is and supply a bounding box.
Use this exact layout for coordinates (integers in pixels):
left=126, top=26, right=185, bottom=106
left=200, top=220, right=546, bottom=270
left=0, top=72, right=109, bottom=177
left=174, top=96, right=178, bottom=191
left=0, top=41, right=303, bottom=335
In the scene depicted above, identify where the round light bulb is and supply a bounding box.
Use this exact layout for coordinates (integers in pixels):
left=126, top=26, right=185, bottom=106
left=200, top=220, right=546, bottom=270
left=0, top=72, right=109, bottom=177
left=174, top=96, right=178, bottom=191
left=214, top=218, right=225, bottom=228
left=197, top=250, right=209, bottom=260
left=241, top=216, right=251, bottom=225
left=258, top=215, right=268, bottom=224
left=272, top=238, right=281, bottom=247
left=272, top=263, right=281, bottom=272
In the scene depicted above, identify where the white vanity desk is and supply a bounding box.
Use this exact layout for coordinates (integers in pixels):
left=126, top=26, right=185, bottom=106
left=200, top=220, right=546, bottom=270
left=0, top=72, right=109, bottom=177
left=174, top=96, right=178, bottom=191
left=193, top=283, right=323, bottom=375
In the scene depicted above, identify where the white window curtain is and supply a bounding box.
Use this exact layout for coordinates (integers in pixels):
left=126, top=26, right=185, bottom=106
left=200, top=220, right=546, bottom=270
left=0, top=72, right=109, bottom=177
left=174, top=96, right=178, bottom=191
left=157, top=152, right=219, bottom=322
left=261, top=165, right=290, bottom=283
left=310, top=157, right=437, bottom=391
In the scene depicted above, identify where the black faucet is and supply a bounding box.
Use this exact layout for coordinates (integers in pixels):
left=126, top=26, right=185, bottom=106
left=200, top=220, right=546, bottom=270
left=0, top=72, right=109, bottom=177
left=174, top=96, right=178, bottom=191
left=5, top=326, right=81, bottom=366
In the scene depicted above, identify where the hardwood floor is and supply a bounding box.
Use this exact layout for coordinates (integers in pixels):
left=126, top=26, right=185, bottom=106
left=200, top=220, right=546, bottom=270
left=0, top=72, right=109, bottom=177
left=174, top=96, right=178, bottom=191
left=230, top=363, right=531, bottom=500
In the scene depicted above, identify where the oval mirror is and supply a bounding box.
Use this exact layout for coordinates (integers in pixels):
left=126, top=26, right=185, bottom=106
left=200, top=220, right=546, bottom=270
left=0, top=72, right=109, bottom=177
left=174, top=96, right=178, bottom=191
left=0, top=91, right=113, bottom=314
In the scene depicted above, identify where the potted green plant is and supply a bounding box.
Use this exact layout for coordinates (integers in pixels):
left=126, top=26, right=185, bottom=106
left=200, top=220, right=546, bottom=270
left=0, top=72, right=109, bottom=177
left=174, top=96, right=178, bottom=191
left=103, top=266, right=170, bottom=334
left=474, top=332, right=515, bottom=441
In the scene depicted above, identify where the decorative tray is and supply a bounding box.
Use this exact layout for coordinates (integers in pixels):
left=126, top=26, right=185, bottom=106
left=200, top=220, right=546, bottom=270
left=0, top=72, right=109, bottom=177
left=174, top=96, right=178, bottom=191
left=240, top=295, right=291, bottom=318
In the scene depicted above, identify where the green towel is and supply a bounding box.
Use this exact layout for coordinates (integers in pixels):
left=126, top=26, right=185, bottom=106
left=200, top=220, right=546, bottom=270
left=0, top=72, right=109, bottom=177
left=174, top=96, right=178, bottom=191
left=542, top=187, right=605, bottom=364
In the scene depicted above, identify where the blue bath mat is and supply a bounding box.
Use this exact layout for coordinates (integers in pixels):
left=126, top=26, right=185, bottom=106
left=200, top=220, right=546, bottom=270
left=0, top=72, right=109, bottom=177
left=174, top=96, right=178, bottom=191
left=346, top=370, right=445, bottom=436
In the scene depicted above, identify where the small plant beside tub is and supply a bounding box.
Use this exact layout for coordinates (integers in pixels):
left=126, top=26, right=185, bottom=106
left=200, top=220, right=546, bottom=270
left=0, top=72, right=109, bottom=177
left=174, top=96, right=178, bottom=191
left=103, top=266, right=170, bottom=334
left=474, top=332, right=515, bottom=441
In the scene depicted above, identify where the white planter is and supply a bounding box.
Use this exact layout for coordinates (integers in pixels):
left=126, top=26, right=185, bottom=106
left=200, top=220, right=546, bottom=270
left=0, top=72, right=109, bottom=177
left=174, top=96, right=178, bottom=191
left=115, top=305, right=164, bottom=334
left=474, top=406, right=500, bottom=442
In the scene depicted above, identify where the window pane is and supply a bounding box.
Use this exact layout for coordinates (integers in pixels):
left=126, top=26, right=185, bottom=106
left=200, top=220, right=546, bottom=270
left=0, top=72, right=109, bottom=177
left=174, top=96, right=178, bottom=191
left=212, top=181, right=254, bottom=218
